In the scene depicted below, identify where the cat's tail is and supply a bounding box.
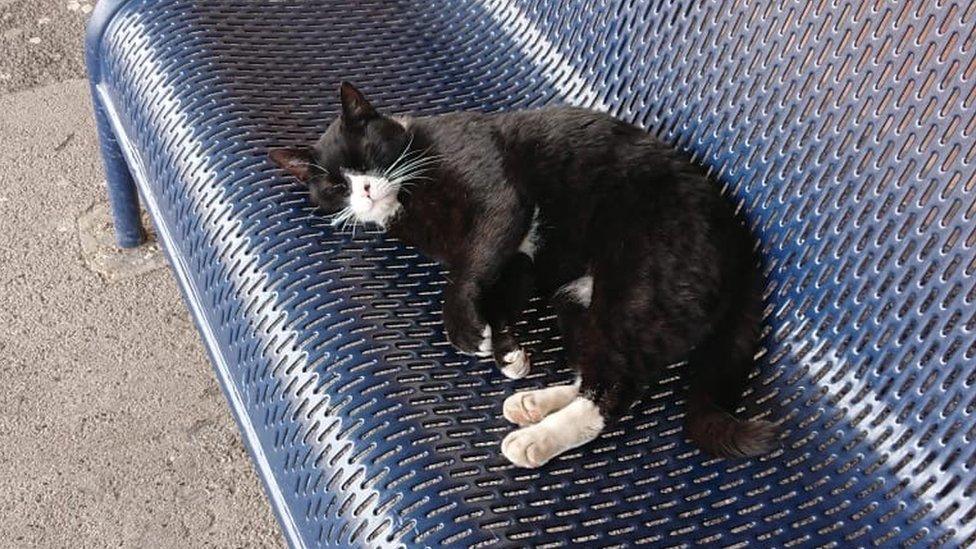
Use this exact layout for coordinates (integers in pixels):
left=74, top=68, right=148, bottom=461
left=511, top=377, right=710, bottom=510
left=684, top=266, right=778, bottom=458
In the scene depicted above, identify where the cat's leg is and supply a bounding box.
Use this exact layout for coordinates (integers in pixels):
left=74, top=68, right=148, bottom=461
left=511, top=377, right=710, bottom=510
left=496, top=273, right=591, bottom=424
left=550, top=274, right=592, bottom=358
left=481, top=252, right=535, bottom=378
left=500, top=328, right=646, bottom=468
left=500, top=343, right=646, bottom=468
left=500, top=270, right=652, bottom=468
left=443, top=205, right=534, bottom=355
left=496, top=273, right=591, bottom=426
left=442, top=277, right=489, bottom=354
left=500, top=307, right=629, bottom=468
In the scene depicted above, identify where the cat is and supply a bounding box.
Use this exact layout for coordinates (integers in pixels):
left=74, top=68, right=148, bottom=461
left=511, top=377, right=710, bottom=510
left=269, top=82, right=777, bottom=468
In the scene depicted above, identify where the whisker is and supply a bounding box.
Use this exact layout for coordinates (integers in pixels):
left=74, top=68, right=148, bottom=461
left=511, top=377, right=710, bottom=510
left=402, top=169, right=432, bottom=180
left=388, top=153, right=440, bottom=175
left=383, top=134, right=416, bottom=178
left=386, top=150, right=440, bottom=176
left=388, top=162, right=438, bottom=184
left=330, top=207, right=355, bottom=229
left=307, top=162, right=332, bottom=175
left=390, top=164, right=436, bottom=186
left=394, top=148, right=432, bottom=166
left=330, top=212, right=349, bottom=228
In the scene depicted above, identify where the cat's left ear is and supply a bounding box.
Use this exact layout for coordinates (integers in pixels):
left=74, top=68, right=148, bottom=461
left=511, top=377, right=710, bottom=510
left=339, top=81, right=378, bottom=127
left=269, top=146, right=316, bottom=183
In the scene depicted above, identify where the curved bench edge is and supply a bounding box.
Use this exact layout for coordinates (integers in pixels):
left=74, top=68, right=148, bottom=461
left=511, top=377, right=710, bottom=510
left=88, top=57, right=305, bottom=549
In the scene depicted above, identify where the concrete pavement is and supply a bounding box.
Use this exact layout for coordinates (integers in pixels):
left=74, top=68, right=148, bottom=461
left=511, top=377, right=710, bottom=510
left=0, top=0, right=89, bottom=94
left=0, top=2, right=282, bottom=546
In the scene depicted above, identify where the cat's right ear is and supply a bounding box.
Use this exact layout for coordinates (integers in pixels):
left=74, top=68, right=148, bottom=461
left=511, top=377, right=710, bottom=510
left=269, top=147, right=316, bottom=183
left=339, top=81, right=378, bottom=128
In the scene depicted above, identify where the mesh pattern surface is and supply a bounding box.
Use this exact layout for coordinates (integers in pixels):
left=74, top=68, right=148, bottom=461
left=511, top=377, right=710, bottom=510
left=91, top=0, right=976, bottom=546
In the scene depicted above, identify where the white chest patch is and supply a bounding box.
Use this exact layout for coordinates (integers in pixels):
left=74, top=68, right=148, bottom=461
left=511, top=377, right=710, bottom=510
left=342, top=171, right=402, bottom=228
left=557, top=275, right=593, bottom=307
left=518, top=207, right=541, bottom=258
left=391, top=115, right=412, bottom=129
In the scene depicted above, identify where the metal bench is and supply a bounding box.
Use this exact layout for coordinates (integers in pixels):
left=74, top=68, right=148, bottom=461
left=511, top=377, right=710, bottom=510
left=86, top=0, right=976, bottom=546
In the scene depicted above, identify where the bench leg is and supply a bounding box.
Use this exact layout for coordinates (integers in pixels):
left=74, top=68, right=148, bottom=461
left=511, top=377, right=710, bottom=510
left=92, top=91, right=146, bottom=248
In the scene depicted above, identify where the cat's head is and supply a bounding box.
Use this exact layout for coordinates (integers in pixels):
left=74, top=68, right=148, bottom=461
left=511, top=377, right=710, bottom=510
left=269, top=82, right=424, bottom=228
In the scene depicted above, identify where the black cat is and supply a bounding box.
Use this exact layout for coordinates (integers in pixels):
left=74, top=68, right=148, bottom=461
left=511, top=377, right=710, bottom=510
left=270, top=82, right=776, bottom=468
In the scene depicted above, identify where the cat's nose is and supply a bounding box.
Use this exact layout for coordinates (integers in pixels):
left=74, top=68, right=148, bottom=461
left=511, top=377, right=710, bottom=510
left=363, top=183, right=371, bottom=193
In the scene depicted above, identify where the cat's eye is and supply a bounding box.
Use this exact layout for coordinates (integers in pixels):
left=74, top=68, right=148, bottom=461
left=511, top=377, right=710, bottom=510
left=327, top=174, right=349, bottom=189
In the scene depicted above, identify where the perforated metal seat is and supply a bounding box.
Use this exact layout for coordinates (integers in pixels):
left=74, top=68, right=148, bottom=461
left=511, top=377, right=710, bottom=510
left=86, top=1, right=976, bottom=546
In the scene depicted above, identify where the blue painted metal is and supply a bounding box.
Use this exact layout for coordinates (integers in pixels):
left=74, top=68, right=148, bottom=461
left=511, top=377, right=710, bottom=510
left=90, top=90, right=145, bottom=248
left=86, top=0, right=976, bottom=546
left=86, top=0, right=145, bottom=248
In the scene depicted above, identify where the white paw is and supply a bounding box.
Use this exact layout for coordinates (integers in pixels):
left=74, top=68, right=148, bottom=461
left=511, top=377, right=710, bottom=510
left=475, top=325, right=492, bottom=357
left=501, top=424, right=559, bottom=468
left=500, top=397, right=605, bottom=469
left=499, top=349, right=530, bottom=379
left=502, top=384, right=580, bottom=425
left=503, top=390, right=545, bottom=426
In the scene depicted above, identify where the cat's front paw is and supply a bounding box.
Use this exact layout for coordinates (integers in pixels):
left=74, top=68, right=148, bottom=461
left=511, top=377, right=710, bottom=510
left=499, top=349, right=530, bottom=379
left=442, top=298, right=488, bottom=355
left=476, top=326, right=493, bottom=357
left=488, top=327, right=530, bottom=378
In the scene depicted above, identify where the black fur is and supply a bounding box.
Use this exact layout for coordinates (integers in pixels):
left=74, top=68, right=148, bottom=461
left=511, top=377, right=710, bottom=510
left=269, top=83, right=776, bottom=458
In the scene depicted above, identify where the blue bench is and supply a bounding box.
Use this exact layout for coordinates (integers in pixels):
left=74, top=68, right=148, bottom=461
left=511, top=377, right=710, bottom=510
left=86, top=1, right=976, bottom=546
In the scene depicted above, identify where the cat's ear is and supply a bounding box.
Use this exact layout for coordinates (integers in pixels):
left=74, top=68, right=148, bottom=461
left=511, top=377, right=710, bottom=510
left=269, top=146, right=316, bottom=183
left=339, top=81, right=378, bottom=126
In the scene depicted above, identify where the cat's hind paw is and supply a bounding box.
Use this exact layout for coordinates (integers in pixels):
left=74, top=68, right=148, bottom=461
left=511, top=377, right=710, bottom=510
left=502, top=383, right=578, bottom=425
left=501, top=424, right=559, bottom=468
left=503, top=389, right=545, bottom=425
left=501, top=397, right=604, bottom=469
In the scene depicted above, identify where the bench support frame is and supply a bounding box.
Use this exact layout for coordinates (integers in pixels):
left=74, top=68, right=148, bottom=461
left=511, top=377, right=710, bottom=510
left=86, top=0, right=145, bottom=248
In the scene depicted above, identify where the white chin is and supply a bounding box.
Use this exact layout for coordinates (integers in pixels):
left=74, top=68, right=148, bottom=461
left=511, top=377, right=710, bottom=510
left=354, top=198, right=400, bottom=227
